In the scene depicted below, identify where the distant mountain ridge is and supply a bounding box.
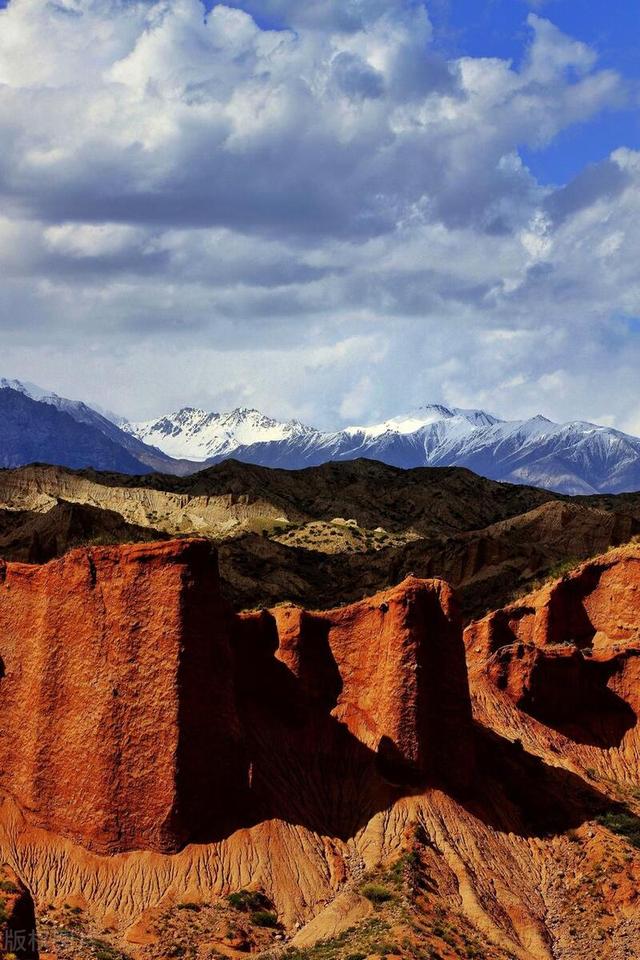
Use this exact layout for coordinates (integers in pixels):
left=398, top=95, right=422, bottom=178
left=0, top=379, right=196, bottom=476
left=125, top=401, right=640, bottom=495
left=2, top=378, right=640, bottom=494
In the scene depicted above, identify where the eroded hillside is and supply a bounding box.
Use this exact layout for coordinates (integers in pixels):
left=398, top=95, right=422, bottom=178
left=1, top=461, right=639, bottom=619
left=0, top=538, right=640, bottom=960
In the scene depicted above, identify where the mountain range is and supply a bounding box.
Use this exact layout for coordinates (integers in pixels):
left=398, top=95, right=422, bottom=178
left=2, top=377, right=640, bottom=494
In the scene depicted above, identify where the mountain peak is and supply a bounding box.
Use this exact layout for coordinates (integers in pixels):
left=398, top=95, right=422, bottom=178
left=2, top=377, right=639, bottom=493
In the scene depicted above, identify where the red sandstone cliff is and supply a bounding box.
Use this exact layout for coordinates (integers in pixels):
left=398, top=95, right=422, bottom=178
left=2, top=541, right=640, bottom=960
left=270, top=579, right=473, bottom=787
left=465, top=544, right=640, bottom=746
left=0, top=541, right=473, bottom=855
left=0, top=540, right=246, bottom=854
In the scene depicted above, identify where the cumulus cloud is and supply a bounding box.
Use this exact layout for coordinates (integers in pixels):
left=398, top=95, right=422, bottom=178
left=0, top=0, right=638, bottom=431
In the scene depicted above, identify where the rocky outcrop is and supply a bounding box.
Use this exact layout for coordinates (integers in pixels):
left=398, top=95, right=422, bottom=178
left=465, top=545, right=640, bottom=744
left=271, top=579, right=473, bottom=787
left=0, top=539, right=246, bottom=854
left=229, top=579, right=474, bottom=839
left=0, top=541, right=474, bottom=856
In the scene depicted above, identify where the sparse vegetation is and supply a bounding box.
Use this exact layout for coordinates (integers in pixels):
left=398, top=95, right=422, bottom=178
left=227, top=889, right=272, bottom=912
left=250, top=909, right=279, bottom=928
left=87, top=940, right=132, bottom=960
left=597, top=809, right=640, bottom=848
left=360, top=882, right=394, bottom=904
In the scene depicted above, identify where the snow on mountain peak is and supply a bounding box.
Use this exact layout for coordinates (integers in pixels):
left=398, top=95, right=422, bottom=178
left=0, top=377, right=56, bottom=401
left=7, top=374, right=637, bottom=493
left=124, top=404, right=311, bottom=462
left=346, top=404, right=501, bottom=439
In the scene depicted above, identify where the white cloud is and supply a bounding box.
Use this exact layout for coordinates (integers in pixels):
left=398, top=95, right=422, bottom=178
left=0, top=0, right=638, bottom=431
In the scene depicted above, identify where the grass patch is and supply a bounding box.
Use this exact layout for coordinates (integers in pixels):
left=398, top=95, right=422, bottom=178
left=87, top=940, right=132, bottom=960
left=280, top=918, right=391, bottom=960
left=597, top=809, right=640, bottom=848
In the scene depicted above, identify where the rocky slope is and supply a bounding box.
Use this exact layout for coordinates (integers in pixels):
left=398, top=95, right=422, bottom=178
left=216, top=498, right=640, bottom=618
left=0, top=500, right=167, bottom=563
left=1, top=542, right=640, bottom=960
left=1, top=461, right=639, bottom=620
left=0, top=459, right=560, bottom=538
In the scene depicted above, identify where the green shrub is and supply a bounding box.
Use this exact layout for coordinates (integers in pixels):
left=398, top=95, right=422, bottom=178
left=250, top=909, right=279, bottom=928
left=227, top=889, right=271, bottom=912
left=176, top=902, right=202, bottom=912
left=0, top=880, right=18, bottom=894
left=88, top=939, right=132, bottom=960
left=361, top=883, right=394, bottom=905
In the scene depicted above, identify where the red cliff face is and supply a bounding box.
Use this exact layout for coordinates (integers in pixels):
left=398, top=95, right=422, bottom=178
left=269, top=578, right=473, bottom=787
left=465, top=545, right=640, bottom=743
left=231, top=578, right=475, bottom=839
left=0, top=540, right=247, bottom=855
left=0, top=543, right=474, bottom=855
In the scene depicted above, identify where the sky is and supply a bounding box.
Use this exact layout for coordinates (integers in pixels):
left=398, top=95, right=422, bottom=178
left=0, top=0, right=639, bottom=431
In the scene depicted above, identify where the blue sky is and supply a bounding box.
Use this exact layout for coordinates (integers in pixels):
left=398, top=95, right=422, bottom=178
left=0, top=0, right=639, bottom=432
left=429, top=0, right=640, bottom=184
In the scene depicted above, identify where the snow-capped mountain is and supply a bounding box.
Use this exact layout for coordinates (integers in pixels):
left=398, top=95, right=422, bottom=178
left=0, top=379, right=192, bottom=475
left=123, top=402, right=640, bottom=494
left=124, top=407, right=316, bottom=462
left=0, top=384, right=153, bottom=475
left=2, top=378, right=640, bottom=494
left=1, top=378, right=124, bottom=429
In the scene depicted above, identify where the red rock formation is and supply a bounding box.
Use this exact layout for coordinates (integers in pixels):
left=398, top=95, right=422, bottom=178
left=465, top=545, right=640, bottom=744
left=3, top=542, right=640, bottom=958
left=269, top=578, right=473, bottom=786
left=0, top=543, right=474, bottom=855
left=231, top=578, right=475, bottom=838
left=466, top=546, right=640, bottom=660
left=0, top=539, right=247, bottom=854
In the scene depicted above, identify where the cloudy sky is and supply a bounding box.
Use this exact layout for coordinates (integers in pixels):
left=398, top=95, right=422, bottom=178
left=0, top=0, right=639, bottom=430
